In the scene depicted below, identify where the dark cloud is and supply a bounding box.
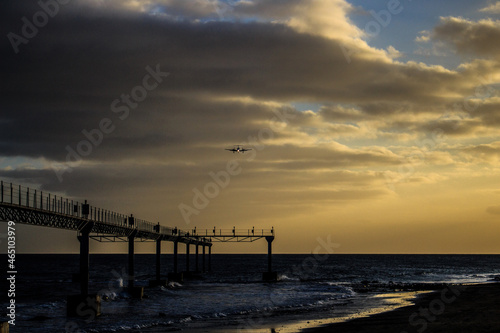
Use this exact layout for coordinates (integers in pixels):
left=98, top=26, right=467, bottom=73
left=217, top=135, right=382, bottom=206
left=419, top=118, right=483, bottom=137
left=2, top=2, right=475, bottom=105
left=473, top=101, right=500, bottom=127
left=432, top=17, right=500, bottom=58
left=1, top=1, right=498, bottom=178
left=461, top=141, right=500, bottom=162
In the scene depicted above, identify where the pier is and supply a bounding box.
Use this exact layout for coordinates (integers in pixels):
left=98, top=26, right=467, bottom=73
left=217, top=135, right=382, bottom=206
left=0, top=180, right=276, bottom=319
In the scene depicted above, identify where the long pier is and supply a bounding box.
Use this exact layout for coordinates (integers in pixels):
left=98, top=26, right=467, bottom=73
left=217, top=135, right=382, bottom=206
left=0, top=179, right=276, bottom=319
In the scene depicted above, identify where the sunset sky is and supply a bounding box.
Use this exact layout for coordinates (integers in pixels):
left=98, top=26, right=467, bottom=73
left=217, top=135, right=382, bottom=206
left=2, top=0, right=500, bottom=254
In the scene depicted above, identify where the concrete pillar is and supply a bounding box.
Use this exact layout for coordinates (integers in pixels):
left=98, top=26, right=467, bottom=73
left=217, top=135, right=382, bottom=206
left=78, top=222, right=93, bottom=296
left=202, top=245, right=206, bottom=272
left=68, top=221, right=100, bottom=318
left=208, top=245, right=212, bottom=272
left=195, top=244, right=199, bottom=272
left=186, top=243, right=190, bottom=273
left=79, top=234, right=89, bottom=296
left=168, top=240, right=183, bottom=283
left=127, top=230, right=143, bottom=298
left=149, top=238, right=168, bottom=287
left=156, top=239, right=161, bottom=281
left=266, top=236, right=274, bottom=273
left=263, top=236, right=278, bottom=282
left=128, top=233, right=135, bottom=288
left=173, top=241, right=178, bottom=273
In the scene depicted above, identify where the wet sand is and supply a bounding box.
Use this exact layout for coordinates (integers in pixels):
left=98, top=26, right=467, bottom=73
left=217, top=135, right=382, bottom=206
left=134, top=283, right=500, bottom=333
left=157, top=290, right=435, bottom=333
left=139, top=290, right=425, bottom=333
left=303, top=282, right=500, bottom=333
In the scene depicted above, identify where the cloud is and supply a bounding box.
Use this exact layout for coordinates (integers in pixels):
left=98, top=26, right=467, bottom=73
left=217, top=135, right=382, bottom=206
left=4, top=1, right=495, bottom=170
left=386, top=45, right=403, bottom=59
left=6, top=2, right=488, bottom=107
left=461, top=141, right=500, bottom=162
left=415, top=30, right=431, bottom=43
left=432, top=17, right=500, bottom=58
left=3, top=3, right=499, bottom=181
left=72, top=0, right=228, bottom=18
left=479, top=2, right=500, bottom=14
left=74, top=0, right=365, bottom=43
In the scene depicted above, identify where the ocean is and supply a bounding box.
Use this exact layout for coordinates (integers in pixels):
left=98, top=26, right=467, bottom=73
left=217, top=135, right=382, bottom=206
left=1, top=254, right=500, bottom=332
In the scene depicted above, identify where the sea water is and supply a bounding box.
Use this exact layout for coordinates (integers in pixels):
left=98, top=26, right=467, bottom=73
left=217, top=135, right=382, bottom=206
left=1, top=254, right=499, bottom=332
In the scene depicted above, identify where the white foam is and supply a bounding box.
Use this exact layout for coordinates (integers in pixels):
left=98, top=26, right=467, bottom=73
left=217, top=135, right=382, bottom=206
left=278, top=274, right=300, bottom=282
left=167, top=281, right=183, bottom=288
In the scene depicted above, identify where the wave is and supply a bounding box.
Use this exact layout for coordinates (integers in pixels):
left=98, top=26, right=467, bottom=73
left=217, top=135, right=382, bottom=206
left=167, top=281, right=183, bottom=288
left=278, top=274, right=300, bottom=282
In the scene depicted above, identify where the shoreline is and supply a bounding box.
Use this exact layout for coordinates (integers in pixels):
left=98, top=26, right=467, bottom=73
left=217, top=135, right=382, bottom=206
left=158, top=288, right=435, bottom=333
left=302, top=282, right=500, bottom=333
left=170, top=282, right=500, bottom=333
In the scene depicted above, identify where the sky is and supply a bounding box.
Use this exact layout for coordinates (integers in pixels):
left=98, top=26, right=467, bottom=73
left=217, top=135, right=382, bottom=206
left=2, top=0, right=500, bottom=254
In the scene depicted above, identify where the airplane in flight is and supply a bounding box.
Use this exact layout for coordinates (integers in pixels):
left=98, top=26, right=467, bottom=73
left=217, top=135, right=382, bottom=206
left=225, top=145, right=252, bottom=153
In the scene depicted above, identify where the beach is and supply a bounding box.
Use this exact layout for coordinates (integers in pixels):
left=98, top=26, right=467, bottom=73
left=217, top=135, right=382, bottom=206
left=163, top=283, right=500, bottom=333
left=303, top=282, right=500, bottom=333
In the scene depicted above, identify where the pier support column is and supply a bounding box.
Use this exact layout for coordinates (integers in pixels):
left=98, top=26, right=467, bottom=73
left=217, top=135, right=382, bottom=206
left=173, top=241, right=178, bottom=273
left=263, top=236, right=278, bottom=282
left=202, top=245, right=206, bottom=272
left=128, top=231, right=136, bottom=288
left=195, top=244, right=199, bottom=273
left=78, top=222, right=93, bottom=296
left=127, top=230, right=143, bottom=298
left=208, top=244, right=212, bottom=272
left=168, top=240, right=183, bottom=282
left=186, top=243, right=190, bottom=273
left=149, top=238, right=167, bottom=287
left=267, top=236, right=273, bottom=273
left=156, top=239, right=161, bottom=281
left=68, top=221, right=101, bottom=318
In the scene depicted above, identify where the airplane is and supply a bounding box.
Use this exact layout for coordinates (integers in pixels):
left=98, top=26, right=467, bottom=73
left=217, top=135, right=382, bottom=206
left=225, top=145, right=252, bottom=153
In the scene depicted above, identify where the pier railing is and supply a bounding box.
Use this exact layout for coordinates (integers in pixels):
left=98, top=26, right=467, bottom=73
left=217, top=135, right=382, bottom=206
left=191, top=228, right=274, bottom=237
left=0, top=180, right=191, bottom=237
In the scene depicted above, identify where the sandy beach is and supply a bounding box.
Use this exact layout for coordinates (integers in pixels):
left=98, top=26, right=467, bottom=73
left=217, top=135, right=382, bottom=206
left=303, top=282, right=500, bottom=333
left=151, top=283, right=500, bottom=333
